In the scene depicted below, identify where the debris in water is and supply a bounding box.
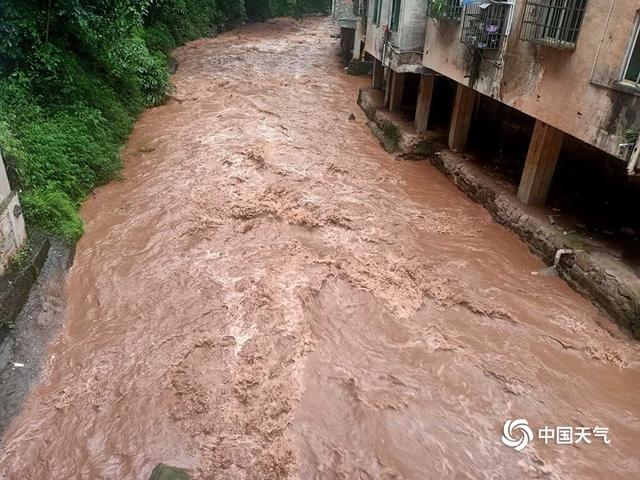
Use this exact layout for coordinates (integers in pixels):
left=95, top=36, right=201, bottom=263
left=149, top=464, right=190, bottom=480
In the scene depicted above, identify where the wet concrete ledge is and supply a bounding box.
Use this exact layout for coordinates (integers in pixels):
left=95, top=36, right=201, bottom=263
left=347, top=58, right=372, bottom=76
left=431, top=152, right=640, bottom=337
left=0, top=237, right=73, bottom=434
left=0, top=232, right=50, bottom=334
left=357, top=87, right=640, bottom=338
left=358, top=88, right=443, bottom=159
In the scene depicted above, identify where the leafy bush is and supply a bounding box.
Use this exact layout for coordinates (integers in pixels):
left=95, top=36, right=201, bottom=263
left=20, top=189, right=84, bottom=241
left=0, top=0, right=331, bottom=241
left=145, top=24, right=177, bottom=55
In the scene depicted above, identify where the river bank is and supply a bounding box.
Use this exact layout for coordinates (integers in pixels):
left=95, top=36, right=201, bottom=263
left=357, top=87, right=640, bottom=338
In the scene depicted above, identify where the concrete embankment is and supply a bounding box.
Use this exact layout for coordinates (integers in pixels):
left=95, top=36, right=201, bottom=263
left=0, top=238, right=73, bottom=434
left=358, top=86, right=640, bottom=338
left=0, top=232, right=50, bottom=332
left=430, top=151, right=640, bottom=337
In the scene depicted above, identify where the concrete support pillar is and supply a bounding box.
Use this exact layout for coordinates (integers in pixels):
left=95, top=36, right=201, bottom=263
left=353, top=19, right=364, bottom=60
left=384, top=68, right=391, bottom=107
left=372, top=58, right=384, bottom=89
left=340, top=27, right=355, bottom=61
left=448, top=83, right=476, bottom=152
left=415, top=74, right=435, bottom=133
left=388, top=71, right=405, bottom=112
left=517, top=120, right=564, bottom=206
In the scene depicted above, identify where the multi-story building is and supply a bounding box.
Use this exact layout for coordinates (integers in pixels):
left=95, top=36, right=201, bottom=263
left=358, top=0, right=640, bottom=206
left=361, top=0, right=430, bottom=115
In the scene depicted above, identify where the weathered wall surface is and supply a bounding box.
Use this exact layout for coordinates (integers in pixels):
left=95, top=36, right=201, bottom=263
left=396, top=0, right=428, bottom=51
left=364, top=0, right=393, bottom=60
left=0, top=154, right=9, bottom=200
left=0, top=153, right=27, bottom=275
left=422, top=1, right=640, bottom=160
left=333, top=0, right=355, bottom=20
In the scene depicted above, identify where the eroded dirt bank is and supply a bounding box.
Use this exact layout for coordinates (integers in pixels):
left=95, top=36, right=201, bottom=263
left=1, top=17, right=639, bottom=479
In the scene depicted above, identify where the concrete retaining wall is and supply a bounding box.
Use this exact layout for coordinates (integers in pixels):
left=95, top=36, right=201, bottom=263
left=0, top=152, right=27, bottom=275
left=430, top=152, right=640, bottom=338
left=358, top=86, right=640, bottom=338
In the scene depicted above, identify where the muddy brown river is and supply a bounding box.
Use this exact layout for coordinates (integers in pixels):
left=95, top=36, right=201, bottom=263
left=1, top=17, right=640, bottom=479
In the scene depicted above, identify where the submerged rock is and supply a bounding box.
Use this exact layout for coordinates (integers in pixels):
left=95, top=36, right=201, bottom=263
left=149, top=464, right=190, bottom=480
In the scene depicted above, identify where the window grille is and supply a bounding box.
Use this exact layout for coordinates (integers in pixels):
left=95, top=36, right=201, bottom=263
left=427, top=0, right=463, bottom=23
left=520, top=0, right=587, bottom=49
left=622, top=17, right=640, bottom=87
left=391, top=0, right=402, bottom=31
left=461, top=1, right=510, bottom=50
left=353, top=0, right=367, bottom=16
left=373, top=0, right=382, bottom=25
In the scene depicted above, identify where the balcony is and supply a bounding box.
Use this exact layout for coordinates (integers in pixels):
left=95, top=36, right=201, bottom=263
left=520, top=0, right=587, bottom=50
left=427, top=0, right=463, bottom=23
left=461, top=1, right=511, bottom=50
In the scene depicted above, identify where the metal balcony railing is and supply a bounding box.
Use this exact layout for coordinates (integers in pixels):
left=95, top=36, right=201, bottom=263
left=520, top=0, right=587, bottom=50
left=427, top=0, right=463, bottom=23
left=461, top=1, right=511, bottom=50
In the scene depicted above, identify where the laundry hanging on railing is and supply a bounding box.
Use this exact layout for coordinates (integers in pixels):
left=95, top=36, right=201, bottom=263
left=462, top=0, right=492, bottom=7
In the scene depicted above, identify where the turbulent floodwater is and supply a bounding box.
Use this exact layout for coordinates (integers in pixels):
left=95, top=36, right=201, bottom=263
left=1, top=17, right=640, bottom=479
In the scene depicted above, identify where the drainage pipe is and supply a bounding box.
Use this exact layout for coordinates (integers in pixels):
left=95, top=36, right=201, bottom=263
left=553, top=249, right=575, bottom=269
left=627, top=142, right=639, bottom=175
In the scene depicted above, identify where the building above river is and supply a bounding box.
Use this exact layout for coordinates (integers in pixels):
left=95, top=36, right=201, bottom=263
left=356, top=0, right=640, bottom=207
left=364, top=0, right=428, bottom=73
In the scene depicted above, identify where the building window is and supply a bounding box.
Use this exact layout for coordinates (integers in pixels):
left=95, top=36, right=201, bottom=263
left=622, top=16, right=640, bottom=87
left=354, top=0, right=367, bottom=16
left=461, top=1, right=511, bottom=50
left=391, top=0, right=402, bottom=31
left=520, top=0, right=587, bottom=50
left=427, top=0, right=463, bottom=23
left=373, top=0, right=382, bottom=25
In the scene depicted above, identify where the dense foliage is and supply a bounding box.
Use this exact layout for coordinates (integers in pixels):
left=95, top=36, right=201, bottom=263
left=0, top=0, right=330, bottom=240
